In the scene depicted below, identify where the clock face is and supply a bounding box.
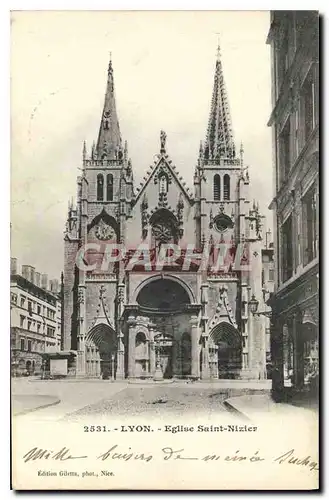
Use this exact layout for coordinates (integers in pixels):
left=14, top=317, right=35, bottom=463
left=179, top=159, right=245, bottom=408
left=95, top=220, right=115, bottom=240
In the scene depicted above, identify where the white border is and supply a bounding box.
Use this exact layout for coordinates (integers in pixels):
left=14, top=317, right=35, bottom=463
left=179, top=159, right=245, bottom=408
left=2, top=3, right=326, bottom=498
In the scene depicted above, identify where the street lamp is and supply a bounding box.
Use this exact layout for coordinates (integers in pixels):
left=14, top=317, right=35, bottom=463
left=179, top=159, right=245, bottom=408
left=248, top=294, right=270, bottom=381
left=248, top=294, right=272, bottom=318
left=248, top=294, right=259, bottom=315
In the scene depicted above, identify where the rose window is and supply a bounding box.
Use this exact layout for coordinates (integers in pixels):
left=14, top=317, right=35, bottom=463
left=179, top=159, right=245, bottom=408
left=214, top=213, right=234, bottom=233
left=152, top=221, right=174, bottom=243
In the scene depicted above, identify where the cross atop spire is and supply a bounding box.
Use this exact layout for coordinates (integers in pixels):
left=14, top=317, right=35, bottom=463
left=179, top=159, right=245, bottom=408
left=216, top=34, right=221, bottom=61
left=95, top=55, right=122, bottom=161
left=204, top=42, right=236, bottom=162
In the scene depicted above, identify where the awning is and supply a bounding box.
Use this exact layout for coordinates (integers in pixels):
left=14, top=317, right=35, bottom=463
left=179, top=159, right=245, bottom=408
left=40, top=350, right=77, bottom=359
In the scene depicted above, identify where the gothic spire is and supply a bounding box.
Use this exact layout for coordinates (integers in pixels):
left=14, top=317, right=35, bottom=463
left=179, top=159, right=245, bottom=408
left=96, top=56, right=122, bottom=161
left=204, top=41, right=236, bottom=161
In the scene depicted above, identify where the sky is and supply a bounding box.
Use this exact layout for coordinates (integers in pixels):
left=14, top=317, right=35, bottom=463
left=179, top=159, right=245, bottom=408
left=11, top=10, right=273, bottom=279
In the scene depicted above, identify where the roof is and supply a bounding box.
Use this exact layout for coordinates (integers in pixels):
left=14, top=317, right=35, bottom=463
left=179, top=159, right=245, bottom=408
left=133, top=151, right=194, bottom=205
left=10, top=274, right=60, bottom=304
left=40, top=350, right=76, bottom=359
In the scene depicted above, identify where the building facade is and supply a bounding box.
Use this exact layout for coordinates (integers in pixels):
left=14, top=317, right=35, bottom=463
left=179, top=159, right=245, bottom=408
left=267, top=12, right=319, bottom=397
left=63, top=46, right=270, bottom=380
left=261, top=239, right=275, bottom=378
left=10, top=258, right=63, bottom=376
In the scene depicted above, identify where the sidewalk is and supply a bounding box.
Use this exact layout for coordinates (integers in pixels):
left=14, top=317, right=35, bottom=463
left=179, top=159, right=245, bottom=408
left=224, top=393, right=318, bottom=420
left=12, top=395, right=60, bottom=416
left=12, top=378, right=128, bottom=421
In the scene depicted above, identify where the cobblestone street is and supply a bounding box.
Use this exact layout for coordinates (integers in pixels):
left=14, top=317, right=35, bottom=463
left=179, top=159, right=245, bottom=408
left=12, top=378, right=270, bottom=421
left=63, top=384, right=269, bottom=420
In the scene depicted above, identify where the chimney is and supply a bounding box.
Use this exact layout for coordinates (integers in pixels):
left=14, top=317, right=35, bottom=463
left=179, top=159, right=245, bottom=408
left=41, top=273, right=48, bottom=290
left=22, top=265, right=30, bottom=280
left=21, top=265, right=27, bottom=279
left=21, top=265, right=36, bottom=283
left=10, top=258, right=17, bottom=275
left=35, top=272, right=41, bottom=287
left=50, top=279, right=59, bottom=294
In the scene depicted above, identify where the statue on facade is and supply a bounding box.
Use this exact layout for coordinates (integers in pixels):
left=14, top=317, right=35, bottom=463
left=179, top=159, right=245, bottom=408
left=160, top=130, right=167, bottom=153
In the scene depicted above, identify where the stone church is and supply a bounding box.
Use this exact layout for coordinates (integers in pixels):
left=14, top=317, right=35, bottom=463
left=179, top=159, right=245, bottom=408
left=63, top=47, right=267, bottom=380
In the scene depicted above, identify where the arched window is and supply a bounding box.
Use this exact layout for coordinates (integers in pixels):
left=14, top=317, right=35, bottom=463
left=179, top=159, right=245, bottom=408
left=97, top=174, right=104, bottom=201
left=106, top=174, right=113, bottom=201
left=224, top=174, right=230, bottom=200
left=159, top=174, right=168, bottom=194
left=214, top=174, right=221, bottom=200
left=150, top=209, right=179, bottom=247
left=136, top=332, right=147, bottom=348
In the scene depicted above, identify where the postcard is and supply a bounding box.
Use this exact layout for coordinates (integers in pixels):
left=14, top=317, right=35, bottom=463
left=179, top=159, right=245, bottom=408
left=11, top=10, right=319, bottom=490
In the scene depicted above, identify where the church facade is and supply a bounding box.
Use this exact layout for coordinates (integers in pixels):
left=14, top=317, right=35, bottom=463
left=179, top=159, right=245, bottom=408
left=63, top=48, right=267, bottom=380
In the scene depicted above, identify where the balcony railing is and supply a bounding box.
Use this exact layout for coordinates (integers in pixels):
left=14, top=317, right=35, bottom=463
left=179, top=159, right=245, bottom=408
left=204, top=158, right=241, bottom=167
left=84, top=159, right=123, bottom=167
left=85, top=273, right=117, bottom=281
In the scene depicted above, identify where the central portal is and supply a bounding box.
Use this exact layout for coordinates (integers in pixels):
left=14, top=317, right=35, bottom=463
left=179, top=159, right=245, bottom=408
left=136, top=277, right=191, bottom=311
left=129, top=276, right=193, bottom=379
